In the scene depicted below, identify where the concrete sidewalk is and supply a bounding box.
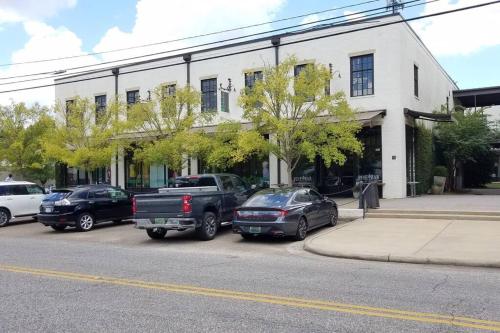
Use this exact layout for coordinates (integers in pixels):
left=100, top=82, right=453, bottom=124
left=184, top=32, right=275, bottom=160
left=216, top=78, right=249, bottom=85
left=305, top=218, right=500, bottom=268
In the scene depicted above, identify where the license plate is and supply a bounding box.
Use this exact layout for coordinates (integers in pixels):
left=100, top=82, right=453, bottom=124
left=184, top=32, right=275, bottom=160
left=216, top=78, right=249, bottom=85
left=249, top=226, right=261, bottom=234
left=154, top=218, right=166, bottom=224
left=44, top=207, right=53, bottom=213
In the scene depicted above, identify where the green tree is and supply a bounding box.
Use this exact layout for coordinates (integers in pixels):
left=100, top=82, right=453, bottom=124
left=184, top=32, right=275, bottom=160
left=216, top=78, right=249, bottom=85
left=43, top=97, right=127, bottom=179
left=0, top=102, right=55, bottom=184
left=239, top=56, right=363, bottom=185
left=126, top=85, right=213, bottom=172
left=205, top=121, right=268, bottom=170
left=435, top=108, right=495, bottom=190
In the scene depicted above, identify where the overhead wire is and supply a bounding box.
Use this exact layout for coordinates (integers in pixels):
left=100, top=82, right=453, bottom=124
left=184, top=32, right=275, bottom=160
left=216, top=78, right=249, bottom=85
left=0, top=0, right=383, bottom=68
left=0, top=0, right=427, bottom=82
left=0, top=0, right=498, bottom=94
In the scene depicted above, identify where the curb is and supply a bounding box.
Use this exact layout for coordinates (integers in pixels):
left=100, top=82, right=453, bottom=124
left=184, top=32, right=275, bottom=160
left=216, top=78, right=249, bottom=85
left=303, top=242, right=500, bottom=268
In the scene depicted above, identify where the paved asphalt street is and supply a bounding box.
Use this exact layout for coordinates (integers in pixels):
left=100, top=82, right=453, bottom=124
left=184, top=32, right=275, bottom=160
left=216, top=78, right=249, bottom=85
left=1, top=220, right=500, bottom=333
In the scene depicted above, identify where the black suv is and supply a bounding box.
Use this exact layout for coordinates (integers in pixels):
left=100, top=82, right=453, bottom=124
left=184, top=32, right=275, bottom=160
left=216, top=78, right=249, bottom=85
left=38, top=185, right=133, bottom=232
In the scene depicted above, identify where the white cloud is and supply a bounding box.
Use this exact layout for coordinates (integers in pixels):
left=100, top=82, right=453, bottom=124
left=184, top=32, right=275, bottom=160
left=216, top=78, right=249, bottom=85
left=411, top=0, right=500, bottom=57
left=94, top=0, right=285, bottom=62
left=0, top=0, right=76, bottom=25
left=0, top=0, right=285, bottom=106
left=0, top=20, right=99, bottom=106
left=300, top=14, right=321, bottom=26
left=343, top=10, right=366, bottom=21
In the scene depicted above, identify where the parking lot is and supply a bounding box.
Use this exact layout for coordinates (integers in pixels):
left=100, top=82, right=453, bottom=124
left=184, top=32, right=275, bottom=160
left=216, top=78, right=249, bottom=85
left=0, top=218, right=320, bottom=258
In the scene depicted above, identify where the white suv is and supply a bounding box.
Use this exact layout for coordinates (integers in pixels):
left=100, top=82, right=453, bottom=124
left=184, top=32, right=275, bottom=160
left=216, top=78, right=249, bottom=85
left=0, top=181, right=46, bottom=227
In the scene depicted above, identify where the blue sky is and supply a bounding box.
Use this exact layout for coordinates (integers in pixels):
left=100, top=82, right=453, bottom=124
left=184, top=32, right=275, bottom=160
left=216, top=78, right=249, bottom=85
left=0, top=0, right=499, bottom=105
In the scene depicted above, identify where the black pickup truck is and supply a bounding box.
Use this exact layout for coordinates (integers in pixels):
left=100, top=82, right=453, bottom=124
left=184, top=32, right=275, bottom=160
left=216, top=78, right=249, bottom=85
left=133, top=174, right=256, bottom=240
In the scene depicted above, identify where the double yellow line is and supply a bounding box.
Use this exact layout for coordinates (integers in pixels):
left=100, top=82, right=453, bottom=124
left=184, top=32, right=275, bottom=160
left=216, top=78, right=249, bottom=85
left=1, top=264, right=499, bottom=331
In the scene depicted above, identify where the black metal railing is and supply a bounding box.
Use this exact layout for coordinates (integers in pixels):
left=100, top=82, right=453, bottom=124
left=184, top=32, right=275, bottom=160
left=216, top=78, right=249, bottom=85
left=358, top=181, right=380, bottom=219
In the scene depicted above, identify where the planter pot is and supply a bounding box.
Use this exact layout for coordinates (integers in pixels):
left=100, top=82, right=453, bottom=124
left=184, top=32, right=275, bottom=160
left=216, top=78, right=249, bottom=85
left=431, top=184, right=443, bottom=195
left=433, top=176, right=446, bottom=186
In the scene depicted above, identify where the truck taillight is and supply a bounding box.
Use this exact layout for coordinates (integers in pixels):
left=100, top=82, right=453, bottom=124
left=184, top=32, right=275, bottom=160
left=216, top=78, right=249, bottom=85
left=182, top=195, right=192, bottom=214
left=132, top=197, right=137, bottom=215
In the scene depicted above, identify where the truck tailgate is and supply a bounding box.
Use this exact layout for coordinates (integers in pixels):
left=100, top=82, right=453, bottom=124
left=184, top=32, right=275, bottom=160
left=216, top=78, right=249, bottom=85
left=135, top=194, right=184, bottom=218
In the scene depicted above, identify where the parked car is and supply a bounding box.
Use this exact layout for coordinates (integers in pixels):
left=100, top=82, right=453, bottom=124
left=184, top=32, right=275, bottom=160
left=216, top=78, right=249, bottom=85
left=0, top=181, right=46, bottom=227
left=134, top=174, right=256, bottom=241
left=233, top=187, right=338, bottom=241
left=37, top=185, right=133, bottom=232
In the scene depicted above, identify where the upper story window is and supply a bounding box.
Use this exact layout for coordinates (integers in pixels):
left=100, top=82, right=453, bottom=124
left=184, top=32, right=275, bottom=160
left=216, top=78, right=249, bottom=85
left=201, top=78, right=217, bottom=112
left=350, top=54, right=374, bottom=97
left=127, top=90, right=140, bottom=105
left=294, top=64, right=314, bottom=101
left=244, top=71, right=263, bottom=91
left=95, top=95, right=106, bottom=124
left=414, top=65, right=419, bottom=98
left=163, top=84, right=176, bottom=97
left=65, top=99, right=74, bottom=125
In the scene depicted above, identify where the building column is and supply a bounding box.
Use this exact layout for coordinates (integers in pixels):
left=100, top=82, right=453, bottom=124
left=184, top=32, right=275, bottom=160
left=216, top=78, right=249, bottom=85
left=118, top=148, right=125, bottom=189
left=381, top=109, right=407, bottom=198
left=190, top=157, right=198, bottom=175
left=110, top=156, right=117, bottom=187
left=181, top=154, right=189, bottom=176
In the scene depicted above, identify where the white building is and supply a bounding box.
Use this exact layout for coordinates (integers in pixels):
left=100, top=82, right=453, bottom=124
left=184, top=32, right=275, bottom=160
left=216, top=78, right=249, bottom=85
left=55, top=14, right=457, bottom=199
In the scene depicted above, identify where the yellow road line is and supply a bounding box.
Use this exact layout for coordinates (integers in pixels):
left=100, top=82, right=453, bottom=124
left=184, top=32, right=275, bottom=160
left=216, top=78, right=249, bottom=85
left=1, top=264, right=499, bottom=332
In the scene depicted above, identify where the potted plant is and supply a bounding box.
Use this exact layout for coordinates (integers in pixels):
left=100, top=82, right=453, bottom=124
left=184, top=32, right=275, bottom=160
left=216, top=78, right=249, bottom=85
left=432, top=166, right=447, bottom=194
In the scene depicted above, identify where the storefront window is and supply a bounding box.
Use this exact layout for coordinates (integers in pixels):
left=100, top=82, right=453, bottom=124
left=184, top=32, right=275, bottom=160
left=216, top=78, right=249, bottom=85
left=125, top=149, right=167, bottom=190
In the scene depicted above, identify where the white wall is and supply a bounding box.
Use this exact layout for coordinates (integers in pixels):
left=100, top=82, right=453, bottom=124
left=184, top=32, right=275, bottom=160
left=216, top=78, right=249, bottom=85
left=54, top=15, right=456, bottom=198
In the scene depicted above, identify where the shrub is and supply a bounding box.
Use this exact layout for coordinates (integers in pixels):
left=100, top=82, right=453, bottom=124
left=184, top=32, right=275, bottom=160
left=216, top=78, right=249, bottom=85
left=433, top=165, right=448, bottom=177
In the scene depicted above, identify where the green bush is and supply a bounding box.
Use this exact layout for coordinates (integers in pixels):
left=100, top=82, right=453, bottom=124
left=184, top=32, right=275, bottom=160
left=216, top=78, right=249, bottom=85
left=415, top=125, right=434, bottom=194
left=433, top=165, right=448, bottom=177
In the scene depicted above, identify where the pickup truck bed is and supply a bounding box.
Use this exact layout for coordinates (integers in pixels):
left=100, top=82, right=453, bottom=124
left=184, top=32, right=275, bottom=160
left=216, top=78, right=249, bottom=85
left=133, top=174, right=255, bottom=241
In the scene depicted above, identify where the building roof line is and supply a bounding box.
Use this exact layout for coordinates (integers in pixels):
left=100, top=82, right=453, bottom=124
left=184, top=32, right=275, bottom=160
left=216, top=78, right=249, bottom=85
left=56, top=13, right=399, bottom=82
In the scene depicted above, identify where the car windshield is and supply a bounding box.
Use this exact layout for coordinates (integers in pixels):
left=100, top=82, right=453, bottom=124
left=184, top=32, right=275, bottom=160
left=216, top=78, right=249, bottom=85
left=243, top=191, right=293, bottom=208
left=44, top=190, right=72, bottom=201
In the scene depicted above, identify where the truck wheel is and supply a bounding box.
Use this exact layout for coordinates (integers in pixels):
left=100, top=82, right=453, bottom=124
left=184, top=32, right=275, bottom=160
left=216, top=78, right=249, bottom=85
left=0, top=208, right=10, bottom=227
left=147, top=228, right=167, bottom=240
left=196, top=211, right=218, bottom=241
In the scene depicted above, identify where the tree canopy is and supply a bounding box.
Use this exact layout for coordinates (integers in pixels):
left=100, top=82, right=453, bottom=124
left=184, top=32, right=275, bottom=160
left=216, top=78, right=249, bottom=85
left=239, top=56, right=363, bottom=185
left=0, top=102, right=54, bottom=184
left=42, top=97, right=127, bottom=173
left=435, top=107, right=496, bottom=189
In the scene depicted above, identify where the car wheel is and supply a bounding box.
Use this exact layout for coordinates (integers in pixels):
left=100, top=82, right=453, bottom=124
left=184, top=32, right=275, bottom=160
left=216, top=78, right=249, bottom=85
left=75, top=213, right=94, bottom=232
left=51, top=225, right=66, bottom=232
left=146, top=228, right=167, bottom=240
left=328, top=207, right=338, bottom=227
left=293, top=217, right=308, bottom=241
left=196, top=211, right=218, bottom=241
left=0, top=208, right=10, bottom=227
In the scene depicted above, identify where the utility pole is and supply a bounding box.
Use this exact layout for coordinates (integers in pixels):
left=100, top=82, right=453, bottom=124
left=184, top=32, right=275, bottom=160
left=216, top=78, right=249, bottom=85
left=386, top=0, right=404, bottom=14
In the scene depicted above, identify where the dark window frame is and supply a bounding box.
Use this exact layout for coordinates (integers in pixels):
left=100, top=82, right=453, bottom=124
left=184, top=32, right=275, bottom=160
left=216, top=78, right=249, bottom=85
left=95, top=95, right=106, bottom=124
left=163, top=84, right=176, bottom=98
left=350, top=54, right=374, bottom=97
left=414, top=64, right=419, bottom=98
left=201, top=78, right=217, bottom=112
left=244, top=71, right=263, bottom=91
left=126, top=90, right=140, bottom=105
left=294, top=63, right=314, bottom=102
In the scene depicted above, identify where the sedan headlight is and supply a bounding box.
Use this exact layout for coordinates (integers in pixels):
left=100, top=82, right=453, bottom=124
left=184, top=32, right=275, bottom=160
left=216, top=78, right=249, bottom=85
left=54, top=198, right=71, bottom=206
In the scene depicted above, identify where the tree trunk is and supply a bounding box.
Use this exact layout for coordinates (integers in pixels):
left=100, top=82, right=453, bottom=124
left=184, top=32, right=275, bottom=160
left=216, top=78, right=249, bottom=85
left=286, top=164, right=293, bottom=187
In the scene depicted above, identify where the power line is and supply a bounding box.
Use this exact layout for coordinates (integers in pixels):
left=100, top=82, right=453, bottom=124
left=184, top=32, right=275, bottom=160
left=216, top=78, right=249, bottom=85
left=0, top=0, right=382, bottom=68
left=0, top=0, right=425, bottom=82
left=1, top=0, right=498, bottom=95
